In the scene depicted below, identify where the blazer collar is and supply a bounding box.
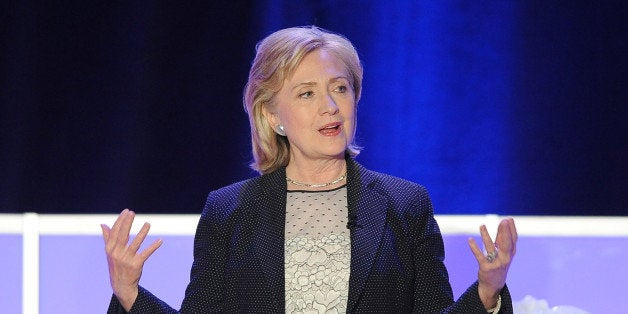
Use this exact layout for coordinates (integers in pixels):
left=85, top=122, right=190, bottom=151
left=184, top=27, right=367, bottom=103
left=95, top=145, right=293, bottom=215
left=251, top=158, right=388, bottom=312
left=345, top=158, right=389, bottom=311
left=252, top=166, right=287, bottom=311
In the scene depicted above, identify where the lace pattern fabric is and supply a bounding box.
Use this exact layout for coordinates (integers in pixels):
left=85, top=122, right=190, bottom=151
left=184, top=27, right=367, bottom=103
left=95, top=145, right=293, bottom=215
left=285, top=186, right=350, bottom=313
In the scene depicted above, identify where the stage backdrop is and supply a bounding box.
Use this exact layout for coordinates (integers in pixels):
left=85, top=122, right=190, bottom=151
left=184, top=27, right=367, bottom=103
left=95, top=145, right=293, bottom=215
left=1, top=1, right=626, bottom=215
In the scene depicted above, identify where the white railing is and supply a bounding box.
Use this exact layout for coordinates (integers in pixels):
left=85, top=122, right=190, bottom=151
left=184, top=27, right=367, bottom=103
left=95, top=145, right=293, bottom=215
left=2, top=213, right=627, bottom=314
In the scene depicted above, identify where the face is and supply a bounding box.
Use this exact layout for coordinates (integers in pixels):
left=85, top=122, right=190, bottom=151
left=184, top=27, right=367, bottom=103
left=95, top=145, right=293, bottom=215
left=265, top=49, right=356, bottom=164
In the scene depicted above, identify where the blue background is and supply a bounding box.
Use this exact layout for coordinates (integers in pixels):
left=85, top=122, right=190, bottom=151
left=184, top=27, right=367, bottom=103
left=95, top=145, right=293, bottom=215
left=1, top=1, right=625, bottom=215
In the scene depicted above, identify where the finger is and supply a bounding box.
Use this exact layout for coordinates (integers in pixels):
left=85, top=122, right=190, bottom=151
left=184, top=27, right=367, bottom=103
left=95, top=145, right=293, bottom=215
left=100, top=224, right=111, bottom=244
left=128, top=222, right=152, bottom=254
left=138, top=238, right=163, bottom=261
left=493, top=220, right=508, bottom=255
left=110, top=208, right=129, bottom=232
left=108, top=209, right=129, bottom=247
left=479, top=225, right=495, bottom=253
left=509, top=218, right=518, bottom=244
left=496, top=219, right=515, bottom=255
left=467, top=237, right=486, bottom=263
left=507, top=218, right=518, bottom=255
left=116, top=209, right=136, bottom=247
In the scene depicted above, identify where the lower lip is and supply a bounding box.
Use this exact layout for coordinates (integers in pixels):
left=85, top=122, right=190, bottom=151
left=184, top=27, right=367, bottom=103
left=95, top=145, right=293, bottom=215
left=319, top=126, right=342, bottom=136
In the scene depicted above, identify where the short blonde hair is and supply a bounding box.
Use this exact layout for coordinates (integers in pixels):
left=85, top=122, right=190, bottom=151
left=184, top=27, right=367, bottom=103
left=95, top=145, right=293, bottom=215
left=244, top=26, right=364, bottom=174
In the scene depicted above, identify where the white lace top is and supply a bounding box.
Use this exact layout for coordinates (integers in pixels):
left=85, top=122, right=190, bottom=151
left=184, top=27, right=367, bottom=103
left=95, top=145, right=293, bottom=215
left=285, top=186, right=350, bottom=313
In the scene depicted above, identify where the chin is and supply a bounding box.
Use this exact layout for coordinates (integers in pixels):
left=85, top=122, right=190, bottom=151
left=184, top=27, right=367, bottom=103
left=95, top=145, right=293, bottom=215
left=318, top=138, right=350, bottom=157
left=325, top=147, right=348, bottom=159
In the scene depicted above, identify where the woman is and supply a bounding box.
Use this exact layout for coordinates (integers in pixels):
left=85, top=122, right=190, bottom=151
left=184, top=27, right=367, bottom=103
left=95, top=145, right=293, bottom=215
left=102, top=26, right=517, bottom=313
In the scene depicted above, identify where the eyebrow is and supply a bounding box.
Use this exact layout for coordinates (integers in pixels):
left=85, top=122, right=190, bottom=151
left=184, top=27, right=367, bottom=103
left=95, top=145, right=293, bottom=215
left=290, top=76, right=350, bottom=92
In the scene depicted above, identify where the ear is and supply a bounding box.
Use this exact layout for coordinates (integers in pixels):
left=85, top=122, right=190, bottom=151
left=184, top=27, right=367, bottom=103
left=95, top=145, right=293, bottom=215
left=261, top=104, right=280, bottom=129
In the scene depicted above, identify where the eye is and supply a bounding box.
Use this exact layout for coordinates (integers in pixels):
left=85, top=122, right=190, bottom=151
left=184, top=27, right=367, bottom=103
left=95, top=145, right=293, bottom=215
left=299, top=91, right=314, bottom=99
left=334, top=85, right=348, bottom=93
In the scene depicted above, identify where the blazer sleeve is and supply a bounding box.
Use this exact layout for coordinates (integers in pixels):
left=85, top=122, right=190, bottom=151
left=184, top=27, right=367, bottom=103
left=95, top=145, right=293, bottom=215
left=107, top=286, right=177, bottom=314
left=451, top=282, right=513, bottom=314
left=178, top=189, right=232, bottom=312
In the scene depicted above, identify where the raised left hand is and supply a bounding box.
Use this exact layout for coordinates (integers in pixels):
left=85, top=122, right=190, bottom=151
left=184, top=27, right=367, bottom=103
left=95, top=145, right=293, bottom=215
left=468, top=218, right=518, bottom=309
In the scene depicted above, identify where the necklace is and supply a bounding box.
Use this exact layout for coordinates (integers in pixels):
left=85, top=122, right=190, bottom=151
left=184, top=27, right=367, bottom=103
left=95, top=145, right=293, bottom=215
left=286, top=172, right=347, bottom=188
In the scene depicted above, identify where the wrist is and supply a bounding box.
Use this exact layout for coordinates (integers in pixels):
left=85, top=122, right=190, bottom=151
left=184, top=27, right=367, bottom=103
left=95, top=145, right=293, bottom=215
left=115, top=286, right=139, bottom=312
left=477, top=284, right=500, bottom=310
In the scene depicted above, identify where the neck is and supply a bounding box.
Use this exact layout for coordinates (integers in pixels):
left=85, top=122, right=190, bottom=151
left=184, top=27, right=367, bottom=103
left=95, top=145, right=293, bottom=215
left=286, top=171, right=346, bottom=189
left=285, top=156, right=347, bottom=190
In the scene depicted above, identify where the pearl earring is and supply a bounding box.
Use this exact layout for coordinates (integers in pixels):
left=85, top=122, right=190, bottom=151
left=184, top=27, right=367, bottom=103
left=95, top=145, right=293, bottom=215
left=276, top=125, right=286, bottom=136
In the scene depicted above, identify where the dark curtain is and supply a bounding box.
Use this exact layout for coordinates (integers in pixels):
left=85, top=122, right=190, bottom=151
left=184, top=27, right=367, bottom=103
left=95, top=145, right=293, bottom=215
left=1, top=1, right=625, bottom=215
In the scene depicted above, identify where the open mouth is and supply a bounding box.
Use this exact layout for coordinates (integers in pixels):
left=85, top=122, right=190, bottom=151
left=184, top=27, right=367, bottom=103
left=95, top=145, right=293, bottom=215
left=318, top=122, right=342, bottom=136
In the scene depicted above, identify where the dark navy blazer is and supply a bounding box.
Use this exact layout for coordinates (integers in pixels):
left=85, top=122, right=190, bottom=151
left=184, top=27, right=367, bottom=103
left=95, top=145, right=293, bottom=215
left=109, top=157, right=511, bottom=313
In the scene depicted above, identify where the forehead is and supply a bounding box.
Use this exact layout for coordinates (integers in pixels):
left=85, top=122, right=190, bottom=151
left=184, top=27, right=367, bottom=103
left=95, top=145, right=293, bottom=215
left=288, top=49, right=349, bottom=82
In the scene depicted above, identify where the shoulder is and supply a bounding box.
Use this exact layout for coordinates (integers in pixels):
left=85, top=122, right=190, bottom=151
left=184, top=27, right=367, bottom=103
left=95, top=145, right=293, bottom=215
left=350, top=159, right=431, bottom=202
left=369, top=169, right=428, bottom=194
left=371, top=170, right=432, bottom=209
left=205, top=176, right=263, bottom=204
left=200, top=169, right=284, bottom=222
left=351, top=161, right=439, bottom=236
left=349, top=159, right=435, bottom=219
left=198, top=176, right=263, bottom=223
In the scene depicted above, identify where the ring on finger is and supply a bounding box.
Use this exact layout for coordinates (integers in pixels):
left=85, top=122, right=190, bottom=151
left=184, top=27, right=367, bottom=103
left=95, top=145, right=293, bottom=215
left=486, top=250, right=498, bottom=263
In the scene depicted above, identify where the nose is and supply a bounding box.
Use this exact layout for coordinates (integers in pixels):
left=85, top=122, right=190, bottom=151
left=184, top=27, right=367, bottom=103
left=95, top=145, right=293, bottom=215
left=320, top=93, right=339, bottom=116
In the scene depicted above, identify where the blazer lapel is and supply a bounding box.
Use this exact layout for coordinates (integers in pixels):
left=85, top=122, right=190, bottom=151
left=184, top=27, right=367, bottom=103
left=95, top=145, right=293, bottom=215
left=251, top=168, right=287, bottom=311
left=345, top=158, right=389, bottom=312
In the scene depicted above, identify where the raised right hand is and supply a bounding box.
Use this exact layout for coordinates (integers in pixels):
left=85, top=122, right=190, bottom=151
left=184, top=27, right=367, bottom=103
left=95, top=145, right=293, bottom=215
left=101, top=209, right=163, bottom=311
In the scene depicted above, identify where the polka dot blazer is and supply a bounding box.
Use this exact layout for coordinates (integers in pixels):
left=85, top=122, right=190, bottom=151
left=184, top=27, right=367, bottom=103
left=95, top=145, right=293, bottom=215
left=108, top=157, right=512, bottom=313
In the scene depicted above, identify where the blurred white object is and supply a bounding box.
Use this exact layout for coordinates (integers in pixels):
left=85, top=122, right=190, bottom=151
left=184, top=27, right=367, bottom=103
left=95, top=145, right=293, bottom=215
left=514, top=295, right=590, bottom=314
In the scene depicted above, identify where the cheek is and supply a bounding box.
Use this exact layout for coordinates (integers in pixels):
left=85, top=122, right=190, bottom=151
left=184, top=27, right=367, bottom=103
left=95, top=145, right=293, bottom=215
left=347, top=119, right=357, bottom=137
left=342, top=103, right=356, bottom=122
left=343, top=106, right=357, bottom=136
left=280, top=109, right=310, bottom=131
